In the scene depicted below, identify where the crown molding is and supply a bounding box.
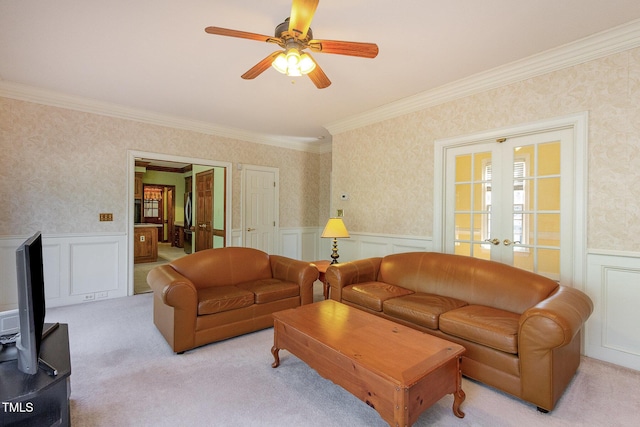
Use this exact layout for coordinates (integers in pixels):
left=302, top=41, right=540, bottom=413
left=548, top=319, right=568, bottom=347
left=4, top=18, right=639, bottom=150
left=0, top=80, right=331, bottom=154
left=326, top=18, right=640, bottom=135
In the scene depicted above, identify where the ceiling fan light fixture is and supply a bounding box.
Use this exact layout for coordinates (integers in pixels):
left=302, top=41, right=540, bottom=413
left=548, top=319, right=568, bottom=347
left=299, top=53, right=316, bottom=74
left=271, top=48, right=316, bottom=77
left=272, top=52, right=289, bottom=74
left=286, top=49, right=301, bottom=66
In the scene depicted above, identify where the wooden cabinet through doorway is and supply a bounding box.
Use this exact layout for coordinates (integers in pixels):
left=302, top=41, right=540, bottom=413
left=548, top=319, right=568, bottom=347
left=134, top=226, right=158, bottom=263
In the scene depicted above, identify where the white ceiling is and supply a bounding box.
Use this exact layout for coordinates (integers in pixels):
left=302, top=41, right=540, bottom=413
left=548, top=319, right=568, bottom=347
left=2, top=0, right=640, bottom=146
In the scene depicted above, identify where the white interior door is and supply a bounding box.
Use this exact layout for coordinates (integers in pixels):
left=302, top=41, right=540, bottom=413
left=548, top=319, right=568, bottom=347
left=444, top=128, right=574, bottom=282
left=243, top=166, right=278, bottom=253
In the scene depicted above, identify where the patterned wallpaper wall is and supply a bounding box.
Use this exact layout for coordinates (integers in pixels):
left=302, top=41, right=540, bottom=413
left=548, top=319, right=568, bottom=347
left=332, top=47, right=640, bottom=252
left=0, top=98, right=325, bottom=235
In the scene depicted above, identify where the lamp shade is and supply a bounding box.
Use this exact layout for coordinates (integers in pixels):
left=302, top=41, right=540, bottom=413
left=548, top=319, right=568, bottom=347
left=321, top=218, right=350, bottom=239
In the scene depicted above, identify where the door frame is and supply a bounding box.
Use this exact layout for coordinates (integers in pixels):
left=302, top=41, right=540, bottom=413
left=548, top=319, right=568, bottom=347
left=433, top=112, right=588, bottom=290
left=127, top=150, right=232, bottom=296
left=240, top=164, right=279, bottom=252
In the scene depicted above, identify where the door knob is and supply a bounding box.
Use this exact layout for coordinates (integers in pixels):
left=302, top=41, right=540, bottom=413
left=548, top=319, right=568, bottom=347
left=503, top=239, right=521, bottom=246
left=484, top=238, right=500, bottom=245
left=247, top=228, right=256, bottom=232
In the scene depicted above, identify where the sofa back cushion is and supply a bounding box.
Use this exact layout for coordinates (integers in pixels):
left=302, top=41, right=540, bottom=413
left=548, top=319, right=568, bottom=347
left=169, top=247, right=272, bottom=289
left=378, top=252, right=558, bottom=314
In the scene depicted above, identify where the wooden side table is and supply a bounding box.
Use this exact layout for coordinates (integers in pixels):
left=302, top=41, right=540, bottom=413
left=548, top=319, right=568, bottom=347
left=312, top=260, right=331, bottom=300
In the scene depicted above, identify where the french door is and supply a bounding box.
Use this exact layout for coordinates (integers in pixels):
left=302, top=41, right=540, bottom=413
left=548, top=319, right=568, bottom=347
left=444, top=128, right=574, bottom=282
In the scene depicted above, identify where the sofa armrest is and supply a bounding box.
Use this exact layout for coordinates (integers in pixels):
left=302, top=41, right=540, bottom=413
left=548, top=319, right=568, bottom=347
left=519, top=286, right=593, bottom=350
left=518, top=286, right=593, bottom=410
left=325, top=257, right=382, bottom=302
left=147, top=264, right=198, bottom=310
left=269, top=255, right=318, bottom=305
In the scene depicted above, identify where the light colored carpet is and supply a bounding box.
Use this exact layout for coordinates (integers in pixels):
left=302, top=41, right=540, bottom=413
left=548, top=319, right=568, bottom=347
left=45, top=292, right=640, bottom=427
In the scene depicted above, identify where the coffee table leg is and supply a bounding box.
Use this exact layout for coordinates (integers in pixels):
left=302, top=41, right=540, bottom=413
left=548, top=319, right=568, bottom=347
left=453, top=388, right=465, bottom=418
left=271, top=345, right=280, bottom=368
left=452, top=359, right=465, bottom=418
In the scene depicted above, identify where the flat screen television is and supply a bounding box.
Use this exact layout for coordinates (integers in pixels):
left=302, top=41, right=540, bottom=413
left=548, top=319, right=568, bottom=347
left=0, top=232, right=47, bottom=375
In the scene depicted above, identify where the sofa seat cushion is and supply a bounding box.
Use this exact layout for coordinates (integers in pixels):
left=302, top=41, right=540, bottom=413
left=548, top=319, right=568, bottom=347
left=439, top=305, right=520, bottom=354
left=342, top=282, right=414, bottom=312
left=197, top=286, right=255, bottom=315
left=382, top=292, right=469, bottom=330
left=236, top=279, right=299, bottom=304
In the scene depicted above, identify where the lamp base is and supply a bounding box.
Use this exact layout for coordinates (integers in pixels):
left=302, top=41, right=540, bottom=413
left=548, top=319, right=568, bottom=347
left=330, top=238, right=340, bottom=264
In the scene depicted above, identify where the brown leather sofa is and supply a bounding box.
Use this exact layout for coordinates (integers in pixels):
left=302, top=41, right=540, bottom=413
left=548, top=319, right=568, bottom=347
left=147, top=247, right=318, bottom=353
left=325, top=252, right=593, bottom=412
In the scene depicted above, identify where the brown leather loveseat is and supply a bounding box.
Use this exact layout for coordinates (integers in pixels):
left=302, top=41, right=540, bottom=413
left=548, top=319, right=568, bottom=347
left=147, top=247, right=318, bottom=353
left=325, top=252, right=593, bottom=412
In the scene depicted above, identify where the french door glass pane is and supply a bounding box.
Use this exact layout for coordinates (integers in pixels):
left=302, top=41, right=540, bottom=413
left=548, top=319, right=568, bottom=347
left=513, top=250, right=534, bottom=271
left=537, top=142, right=561, bottom=176
left=538, top=177, right=561, bottom=210
left=455, top=155, right=472, bottom=182
left=454, top=152, right=492, bottom=258
left=538, top=213, right=561, bottom=246
left=474, top=152, right=491, bottom=180
left=538, top=248, right=560, bottom=278
left=455, top=213, right=472, bottom=241
left=474, top=183, right=487, bottom=211
left=455, top=183, right=471, bottom=210
left=454, top=242, right=470, bottom=256
left=473, top=243, right=491, bottom=260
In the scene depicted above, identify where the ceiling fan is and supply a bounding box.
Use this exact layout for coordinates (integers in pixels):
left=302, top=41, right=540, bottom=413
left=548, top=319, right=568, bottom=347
left=204, top=0, right=378, bottom=89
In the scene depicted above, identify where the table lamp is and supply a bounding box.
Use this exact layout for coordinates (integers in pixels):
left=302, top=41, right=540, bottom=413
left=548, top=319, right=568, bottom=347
left=321, top=218, right=350, bottom=264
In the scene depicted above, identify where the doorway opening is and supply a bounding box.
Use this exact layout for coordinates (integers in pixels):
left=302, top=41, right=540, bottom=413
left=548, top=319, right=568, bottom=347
left=128, top=151, right=232, bottom=296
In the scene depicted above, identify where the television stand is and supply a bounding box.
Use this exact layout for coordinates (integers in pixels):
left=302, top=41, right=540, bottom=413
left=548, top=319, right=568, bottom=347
left=0, top=323, right=71, bottom=427
left=0, top=322, right=60, bottom=376
left=38, top=356, right=58, bottom=377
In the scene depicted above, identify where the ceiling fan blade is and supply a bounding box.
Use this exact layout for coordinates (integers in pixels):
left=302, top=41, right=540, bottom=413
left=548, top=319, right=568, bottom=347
left=205, top=26, right=273, bottom=43
left=307, top=60, right=331, bottom=89
left=241, top=51, right=282, bottom=80
left=308, top=39, right=379, bottom=58
left=289, top=0, right=319, bottom=39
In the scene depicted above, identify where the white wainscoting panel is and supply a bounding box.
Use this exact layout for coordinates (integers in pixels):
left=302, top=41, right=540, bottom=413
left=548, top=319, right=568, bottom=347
left=278, top=227, right=320, bottom=261
left=234, top=228, right=433, bottom=263
left=585, top=251, right=640, bottom=371
left=70, top=240, right=122, bottom=296
left=43, top=241, right=62, bottom=300
left=279, top=229, right=301, bottom=260
left=0, top=233, right=128, bottom=310
left=234, top=227, right=321, bottom=261
left=337, top=233, right=433, bottom=263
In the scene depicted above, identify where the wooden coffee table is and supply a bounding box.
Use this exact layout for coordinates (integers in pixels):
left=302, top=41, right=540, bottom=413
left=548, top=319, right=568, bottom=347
left=271, top=300, right=465, bottom=426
